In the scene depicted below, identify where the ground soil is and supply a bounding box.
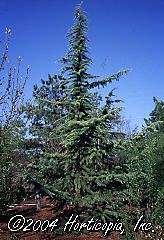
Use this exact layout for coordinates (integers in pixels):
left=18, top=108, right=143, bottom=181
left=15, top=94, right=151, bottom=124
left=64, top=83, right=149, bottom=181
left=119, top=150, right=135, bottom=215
left=0, top=197, right=120, bottom=240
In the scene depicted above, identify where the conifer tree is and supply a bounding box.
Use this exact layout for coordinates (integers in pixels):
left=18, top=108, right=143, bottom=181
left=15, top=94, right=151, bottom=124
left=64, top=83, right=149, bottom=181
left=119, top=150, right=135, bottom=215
left=25, top=74, right=64, bottom=153
left=26, top=3, right=129, bottom=225
left=144, top=98, right=164, bottom=226
left=120, top=98, right=164, bottom=237
left=145, top=97, right=164, bottom=132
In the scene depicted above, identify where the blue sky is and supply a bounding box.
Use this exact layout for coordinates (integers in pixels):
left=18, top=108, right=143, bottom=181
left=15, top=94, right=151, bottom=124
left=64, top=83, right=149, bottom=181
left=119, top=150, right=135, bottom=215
left=1, top=0, right=164, bottom=129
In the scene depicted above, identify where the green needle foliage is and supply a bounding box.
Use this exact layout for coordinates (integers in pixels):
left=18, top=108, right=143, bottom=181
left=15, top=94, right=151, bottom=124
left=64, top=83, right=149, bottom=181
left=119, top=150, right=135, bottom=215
left=28, top=2, right=127, bottom=219
left=26, top=3, right=129, bottom=224
left=145, top=98, right=164, bottom=227
left=0, top=4, right=163, bottom=239
left=120, top=98, right=164, bottom=238
left=28, top=3, right=127, bottom=212
left=145, top=97, right=164, bottom=133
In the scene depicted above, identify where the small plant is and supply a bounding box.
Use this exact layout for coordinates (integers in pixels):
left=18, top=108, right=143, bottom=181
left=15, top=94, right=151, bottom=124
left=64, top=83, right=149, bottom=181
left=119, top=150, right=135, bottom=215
left=9, top=234, right=19, bottom=240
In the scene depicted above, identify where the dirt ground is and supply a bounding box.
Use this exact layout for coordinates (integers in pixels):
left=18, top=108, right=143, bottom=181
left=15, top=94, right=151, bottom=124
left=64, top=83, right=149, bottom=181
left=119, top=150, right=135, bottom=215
left=0, top=198, right=120, bottom=240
